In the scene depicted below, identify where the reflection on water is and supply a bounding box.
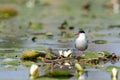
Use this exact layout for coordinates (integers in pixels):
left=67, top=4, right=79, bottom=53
left=78, top=71, right=88, bottom=80
left=78, top=74, right=86, bottom=80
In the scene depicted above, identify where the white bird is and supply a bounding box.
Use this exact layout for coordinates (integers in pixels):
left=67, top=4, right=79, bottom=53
left=75, top=30, right=88, bottom=52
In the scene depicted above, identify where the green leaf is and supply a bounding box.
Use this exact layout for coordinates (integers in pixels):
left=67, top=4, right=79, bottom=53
left=97, top=51, right=110, bottom=57
left=29, top=22, right=43, bottom=30
left=36, top=77, right=69, bottom=80
left=2, top=58, right=19, bottom=66
left=105, top=65, right=120, bottom=71
left=45, top=32, right=54, bottom=39
left=92, top=40, right=107, bottom=44
left=20, top=49, right=46, bottom=61
left=43, top=70, right=73, bottom=78
left=84, top=51, right=98, bottom=58
left=21, top=61, right=34, bottom=67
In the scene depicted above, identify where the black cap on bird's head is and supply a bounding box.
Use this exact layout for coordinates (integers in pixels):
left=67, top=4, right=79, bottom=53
left=79, top=30, right=85, bottom=33
left=75, top=29, right=85, bottom=35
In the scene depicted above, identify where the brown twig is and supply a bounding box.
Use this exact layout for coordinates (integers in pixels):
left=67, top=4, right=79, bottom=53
left=43, top=57, right=73, bottom=63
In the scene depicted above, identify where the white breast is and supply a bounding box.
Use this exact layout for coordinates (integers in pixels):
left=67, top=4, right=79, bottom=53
left=75, top=33, right=88, bottom=51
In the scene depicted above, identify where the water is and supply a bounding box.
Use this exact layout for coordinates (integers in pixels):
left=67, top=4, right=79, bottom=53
left=0, top=0, right=120, bottom=80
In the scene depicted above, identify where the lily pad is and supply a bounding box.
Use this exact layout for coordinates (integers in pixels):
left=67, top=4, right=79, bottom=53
left=0, top=53, right=20, bottom=58
left=43, top=70, right=73, bottom=78
left=92, top=40, right=107, bottom=44
left=20, top=49, right=46, bottom=61
left=108, top=25, right=120, bottom=29
left=83, top=51, right=98, bottom=58
left=21, top=61, right=35, bottom=67
left=3, top=65, right=17, bottom=70
left=28, top=22, right=43, bottom=30
left=58, top=38, right=69, bottom=43
left=105, top=65, right=120, bottom=71
left=0, top=5, right=18, bottom=20
left=2, top=58, right=19, bottom=66
left=36, top=77, right=69, bottom=80
left=45, top=32, right=54, bottom=39
left=97, top=51, right=110, bottom=57
left=0, top=53, right=4, bottom=57
left=5, top=53, right=20, bottom=58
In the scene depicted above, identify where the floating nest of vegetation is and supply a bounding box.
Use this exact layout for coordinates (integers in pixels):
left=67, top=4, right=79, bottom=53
left=20, top=47, right=120, bottom=79
left=20, top=48, right=119, bottom=67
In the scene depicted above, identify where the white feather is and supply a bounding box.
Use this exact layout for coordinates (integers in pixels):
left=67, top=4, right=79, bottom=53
left=75, top=33, right=88, bottom=51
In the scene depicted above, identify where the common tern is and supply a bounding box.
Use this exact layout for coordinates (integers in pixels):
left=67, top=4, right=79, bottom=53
left=75, top=30, right=88, bottom=52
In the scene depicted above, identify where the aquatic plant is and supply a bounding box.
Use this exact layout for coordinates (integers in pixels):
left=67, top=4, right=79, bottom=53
left=59, top=49, right=72, bottom=58
left=28, top=21, right=43, bottom=30
left=2, top=58, right=19, bottom=66
left=0, top=5, right=18, bottom=21
left=29, top=63, right=39, bottom=79
left=20, top=47, right=120, bottom=79
left=92, top=40, right=107, bottom=44
left=45, top=32, right=54, bottom=39
left=20, top=49, right=46, bottom=61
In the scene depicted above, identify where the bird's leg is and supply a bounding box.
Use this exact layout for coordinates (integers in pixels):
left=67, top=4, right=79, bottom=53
left=81, top=51, right=85, bottom=56
left=79, top=50, right=84, bottom=54
left=76, top=51, right=82, bottom=57
left=78, top=51, right=81, bottom=54
left=78, top=51, right=85, bottom=56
